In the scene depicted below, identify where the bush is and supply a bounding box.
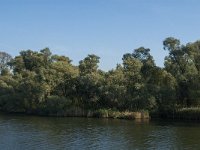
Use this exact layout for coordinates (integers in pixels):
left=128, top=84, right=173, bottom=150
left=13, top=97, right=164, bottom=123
left=41, top=96, right=72, bottom=115
left=94, top=109, right=109, bottom=118
left=176, top=107, right=200, bottom=120
left=93, top=109, right=149, bottom=119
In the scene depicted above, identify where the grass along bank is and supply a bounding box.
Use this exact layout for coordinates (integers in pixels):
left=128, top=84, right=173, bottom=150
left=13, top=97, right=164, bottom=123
left=37, top=107, right=150, bottom=120
left=174, top=107, right=200, bottom=120
left=151, top=107, right=200, bottom=121
left=93, top=109, right=149, bottom=119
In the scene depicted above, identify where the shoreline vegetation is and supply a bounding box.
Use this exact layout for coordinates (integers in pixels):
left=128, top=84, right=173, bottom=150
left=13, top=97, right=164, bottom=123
left=40, top=109, right=150, bottom=120
left=0, top=109, right=150, bottom=120
left=1, top=37, right=200, bottom=121
left=153, top=107, right=200, bottom=121
left=3, top=108, right=200, bottom=121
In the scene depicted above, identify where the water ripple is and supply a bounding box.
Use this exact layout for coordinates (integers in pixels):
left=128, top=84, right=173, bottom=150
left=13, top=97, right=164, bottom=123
left=1, top=115, right=200, bottom=150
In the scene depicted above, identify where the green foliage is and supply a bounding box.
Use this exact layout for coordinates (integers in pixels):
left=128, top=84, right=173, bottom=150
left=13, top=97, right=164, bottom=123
left=101, top=64, right=126, bottom=109
left=94, top=109, right=149, bottom=119
left=1, top=38, right=200, bottom=117
left=41, top=95, right=71, bottom=115
left=176, top=107, right=200, bottom=120
left=163, top=37, right=200, bottom=107
left=79, top=54, right=100, bottom=75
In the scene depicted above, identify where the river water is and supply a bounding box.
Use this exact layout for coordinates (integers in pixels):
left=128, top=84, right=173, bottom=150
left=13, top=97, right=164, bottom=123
left=0, top=113, right=200, bottom=150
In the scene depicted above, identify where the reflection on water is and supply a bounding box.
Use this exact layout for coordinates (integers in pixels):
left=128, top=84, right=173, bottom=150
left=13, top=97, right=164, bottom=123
left=1, top=113, right=200, bottom=150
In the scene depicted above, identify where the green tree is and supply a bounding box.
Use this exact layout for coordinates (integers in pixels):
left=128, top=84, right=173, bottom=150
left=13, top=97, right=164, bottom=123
left=101, top=64, right=126, bottom=110
left=77, top=54, right=102, bottom=109
left=79, top=54, right=100, bottom=75
left=164, top=37, right=198, bottom=106
left=122, top=53, right=143, bottom=110
left=132, top=47, right=157, bottom=110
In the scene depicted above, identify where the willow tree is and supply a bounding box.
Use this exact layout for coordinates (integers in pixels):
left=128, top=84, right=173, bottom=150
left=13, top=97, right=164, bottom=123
left=164, top=37, right=198, bottom=107
left=78, top=54, right=103, bottom=109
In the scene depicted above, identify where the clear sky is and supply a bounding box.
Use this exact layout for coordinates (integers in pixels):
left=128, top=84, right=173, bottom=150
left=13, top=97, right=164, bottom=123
left=0, top=0, right=200, bottom=70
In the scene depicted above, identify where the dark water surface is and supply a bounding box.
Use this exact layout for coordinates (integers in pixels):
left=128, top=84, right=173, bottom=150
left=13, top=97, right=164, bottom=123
left=1, top=113, right=200, bottom=150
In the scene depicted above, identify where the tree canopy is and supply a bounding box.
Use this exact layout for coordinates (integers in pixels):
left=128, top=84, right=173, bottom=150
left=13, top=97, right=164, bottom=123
left=0, top=38, right=200, bottom=115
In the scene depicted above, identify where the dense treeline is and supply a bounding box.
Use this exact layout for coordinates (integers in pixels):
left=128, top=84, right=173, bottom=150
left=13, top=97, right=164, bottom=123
left=0, top=37, right=200, bottom=116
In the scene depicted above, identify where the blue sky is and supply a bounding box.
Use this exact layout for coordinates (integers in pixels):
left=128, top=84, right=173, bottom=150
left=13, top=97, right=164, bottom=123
left=0, top=0, right=200, bottom=70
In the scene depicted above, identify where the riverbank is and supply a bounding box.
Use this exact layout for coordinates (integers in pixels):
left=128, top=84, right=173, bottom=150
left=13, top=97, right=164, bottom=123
left=41, top=108, right=150, bottom=120
left=151, top=107, right=200, bottom=121
left=0, top=108, right=150, bottom=120
left=3, top=107, right=200, bottom=121
left=4, top=107, right=200, bottom=121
